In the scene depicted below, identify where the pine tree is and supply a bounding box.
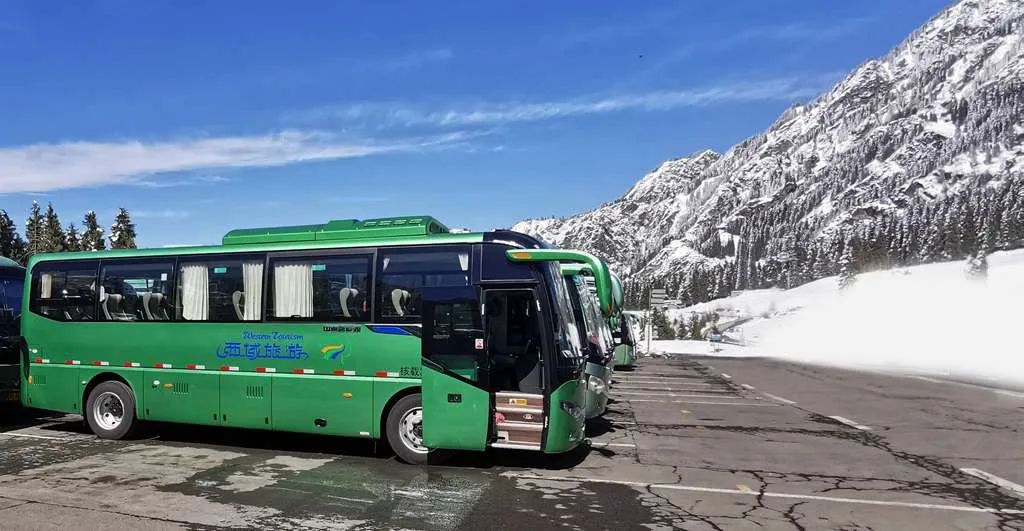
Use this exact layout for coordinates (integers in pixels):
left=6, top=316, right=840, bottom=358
left=838, top=234, right=858, bottom=290
left=43, top=203, right=66, bottom=252
left=651, top=307, right=675, bottom=340
left=109, top=208, right=137, bottom=249
left=65, top=223, right=82, bottom=252
left=81, top=211, right=106, bottom=251
left=0, top=210, right=26, bottom=262
left=24, top=201, right=46, bottom=258
left=964, top=250, right=988, bottom=281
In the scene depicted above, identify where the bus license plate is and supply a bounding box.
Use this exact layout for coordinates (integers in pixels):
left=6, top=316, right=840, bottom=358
left=3, top=391, right=18, bottom=403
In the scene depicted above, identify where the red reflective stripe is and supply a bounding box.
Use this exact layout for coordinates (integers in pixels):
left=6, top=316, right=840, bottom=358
left=375, top=371, right=388, bottom=377
left=256, top=367, right=267, bottom=373
left=33, top=358, right=42, bottom=364
left=292, top=368, right=305, bottom=374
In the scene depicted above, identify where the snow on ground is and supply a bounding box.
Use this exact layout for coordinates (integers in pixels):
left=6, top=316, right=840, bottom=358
left=647, top=339, right=759, bottom=358
left=662, top=249, right=1024, bottom=388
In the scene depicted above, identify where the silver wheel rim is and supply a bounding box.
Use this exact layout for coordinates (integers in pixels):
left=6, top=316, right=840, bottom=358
left=399, top=407, right=427, bottom=454
left=92, top=391, right=125, bottom=431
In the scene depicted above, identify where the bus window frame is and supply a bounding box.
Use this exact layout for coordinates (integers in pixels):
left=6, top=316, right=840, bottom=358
left=174, top=252, right=268, bottom=324
left=97, top=257, right=178, bottom=323
left=374, top=244, right=473, bottom=325
left=265, top=248, right=376, bottom=323
left=28, top=259, right=101, bottom=323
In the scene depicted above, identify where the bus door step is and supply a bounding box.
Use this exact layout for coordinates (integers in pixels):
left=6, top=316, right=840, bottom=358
left=495, top=392, right=545, bottom=446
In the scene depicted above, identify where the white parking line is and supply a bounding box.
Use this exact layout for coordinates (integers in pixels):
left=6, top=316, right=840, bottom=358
left=740, top=384, right=755, bottom=390
left=762, top=392, right=797, bottom=405
left=960, top=468, right=1024, bottom=498
left=909, top=376, right=1024, bottom=400
left=828, top=415, right=872, bottom=431
left=627, top=399, right=778, bottom=407
left=720, top=373, right=732, bottom=379
left=615, top=392, right=744, bottom=399
left=588, top=441, right=637, bottom=449
left=502, top=473, right=1024, bottom=515
left=610, top=388, right=733, bottom=392
left=615, top=381, right=714, bottom=386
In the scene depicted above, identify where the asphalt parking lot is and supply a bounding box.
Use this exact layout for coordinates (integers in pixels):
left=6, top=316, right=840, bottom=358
left=0, top=355, right=1022, bottom=530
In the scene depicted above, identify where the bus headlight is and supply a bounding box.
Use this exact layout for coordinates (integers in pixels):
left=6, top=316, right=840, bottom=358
left=560, top=400, right=583, bottom=420
left=587, top=375, right=606, bottom=395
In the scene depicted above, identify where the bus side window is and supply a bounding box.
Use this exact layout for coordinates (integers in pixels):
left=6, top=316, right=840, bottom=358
left=99, top=260, right=175, bottom=322
left=268, top=254, right=371, bottom=322
left=177, top=255, right=265, bottom=322
left=376, top=246, right=472, bottom=324
left=30, top=262, right=99, bottom=322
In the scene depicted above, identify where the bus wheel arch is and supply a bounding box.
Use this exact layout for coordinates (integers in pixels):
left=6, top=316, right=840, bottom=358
left=381, top=388, right=432, bottom=465
left=81, top=372, right=137, bottom=416
left=379, top=386, right=420, bottom=440
left=82, top=374, right=139, bottom=440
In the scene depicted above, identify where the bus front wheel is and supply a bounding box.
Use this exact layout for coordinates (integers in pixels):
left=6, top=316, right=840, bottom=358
left=386, top=394, right=433, bottom=465
left=85, top=380, right=137, bottom=440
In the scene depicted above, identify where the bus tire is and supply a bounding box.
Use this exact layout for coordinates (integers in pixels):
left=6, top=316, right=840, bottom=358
left=85, top=380, right=137, bottom=440
left=385, top=394, right=431, bottom=465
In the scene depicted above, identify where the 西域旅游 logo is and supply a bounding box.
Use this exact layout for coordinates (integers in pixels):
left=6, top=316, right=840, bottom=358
left=321, top=344, right=347, bottom=361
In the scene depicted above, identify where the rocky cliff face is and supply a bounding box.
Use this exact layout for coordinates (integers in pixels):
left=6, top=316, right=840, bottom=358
left=515, top=0, right=1024, bottom=305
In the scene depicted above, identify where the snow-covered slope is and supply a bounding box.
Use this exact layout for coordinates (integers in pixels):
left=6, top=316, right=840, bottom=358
left=515, top=0, right=1024, bottom=304
left=666, top=249, right=1024, bottom=388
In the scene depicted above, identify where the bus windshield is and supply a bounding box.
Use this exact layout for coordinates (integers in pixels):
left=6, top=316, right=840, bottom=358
left=544, top=263, right=584, bottom=368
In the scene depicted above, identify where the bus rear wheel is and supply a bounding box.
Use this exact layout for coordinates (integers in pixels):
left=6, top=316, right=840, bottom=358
left=85, top=381, right=137, bottom=440
left=386, top=394, right=433, bottom=465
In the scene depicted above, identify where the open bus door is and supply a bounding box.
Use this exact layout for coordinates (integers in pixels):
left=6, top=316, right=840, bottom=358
left=420, top=285, right=490, bottom=451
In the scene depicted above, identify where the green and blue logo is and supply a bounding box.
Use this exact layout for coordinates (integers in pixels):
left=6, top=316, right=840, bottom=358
left=320, top=344, right=347, bottom=361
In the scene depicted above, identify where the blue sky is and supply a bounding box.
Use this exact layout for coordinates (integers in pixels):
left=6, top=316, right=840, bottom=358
left=0, top=0, right=950, bottom=246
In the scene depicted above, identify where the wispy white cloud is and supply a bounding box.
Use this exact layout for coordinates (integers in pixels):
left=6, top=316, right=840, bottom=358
left=133, top=174, right=232, bottom=188
left=720, top=18, right=870, bottom=48
left=301, top=75, right=840, bottom=128
left=0, top=130, right=471, bottom=193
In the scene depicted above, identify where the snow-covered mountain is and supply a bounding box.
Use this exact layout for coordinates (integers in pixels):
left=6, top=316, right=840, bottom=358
left=514, top=149, right=720, bottom=276
left=514, top=0, right=1024, bottom=304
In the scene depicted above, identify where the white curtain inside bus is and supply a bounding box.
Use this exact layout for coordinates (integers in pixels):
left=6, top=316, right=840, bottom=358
left=40, top=273, right=52, bottom=298
left=274, top=263, right=313, bottom=318
left=242, top=261, right=263, bottom=320
left=180, top=264, right=209, bottom=320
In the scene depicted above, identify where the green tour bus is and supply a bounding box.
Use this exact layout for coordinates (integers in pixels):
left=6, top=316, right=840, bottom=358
left=616, top=311, right=642, bottom=368
left=560, top=264, right=615, bottom=419
left=609, top=274, right=637, bottom=369
left=0, top=256, right=25, bottom=404
left=20, top=216, right=617, bottom=464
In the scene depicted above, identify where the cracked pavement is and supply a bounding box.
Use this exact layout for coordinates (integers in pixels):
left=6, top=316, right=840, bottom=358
left=0, top=354, right=1022, bottom=530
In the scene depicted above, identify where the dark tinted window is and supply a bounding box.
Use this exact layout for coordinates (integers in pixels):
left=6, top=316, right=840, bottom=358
left=178, top=255, right=265, bottom=322
left=422, top=285, right=484, bottom=379
left=30, top=262, right=99, bottom=322
left=482, top=244, right=536, bottom=281
left=269, top=254, right=371, bottom=321
left=0, top=276, right=23, bottom=323
left=377, top=246, right=471, bottom=324
left=100, top=261, right=175, bottom=321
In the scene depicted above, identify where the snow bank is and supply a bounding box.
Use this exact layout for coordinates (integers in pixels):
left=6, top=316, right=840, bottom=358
left=673, top=249, right=1024, bottom=388
left=648, top=340, right=760, bottom=358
